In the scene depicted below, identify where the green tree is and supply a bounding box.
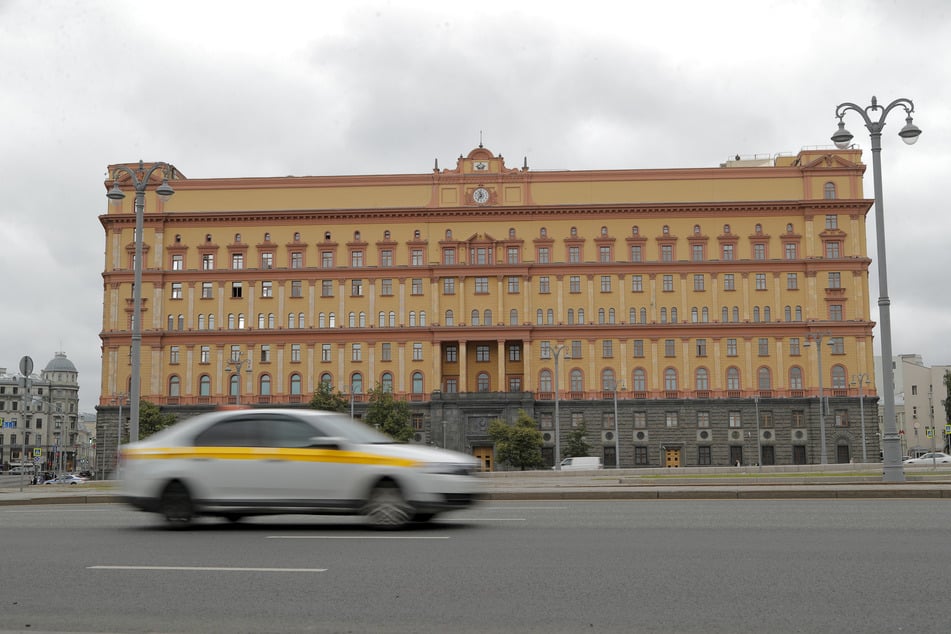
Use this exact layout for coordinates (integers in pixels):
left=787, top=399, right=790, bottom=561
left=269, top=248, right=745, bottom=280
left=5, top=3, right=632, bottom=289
left=488, top=410, right=544, bottom=471
left=138, top=400, right=177, bottom=439
left=561, top=423, right=590, bottom=460
left=308, top=381, right=349, bottom=413
left=363, top=386, right=413, bottom=442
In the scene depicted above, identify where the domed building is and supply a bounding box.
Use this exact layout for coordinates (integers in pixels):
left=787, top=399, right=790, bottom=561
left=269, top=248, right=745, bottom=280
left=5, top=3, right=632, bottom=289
left=0, top=352, right=83, bottom=474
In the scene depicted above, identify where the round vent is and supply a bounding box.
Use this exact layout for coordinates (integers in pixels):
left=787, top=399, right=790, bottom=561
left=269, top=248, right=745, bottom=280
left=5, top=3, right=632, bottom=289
left=762, top=430, right=773, bottom=440
left=794, top=430, right=804, bottom=440
left=543, top=432, right=553, bottom=442
left=699, top=430, right=710, bottom=440
left=635, top=431, right=647, bottom=441
left=413, top=433, right=423, bottom=443
left=604, top=431, right=615, bottom=441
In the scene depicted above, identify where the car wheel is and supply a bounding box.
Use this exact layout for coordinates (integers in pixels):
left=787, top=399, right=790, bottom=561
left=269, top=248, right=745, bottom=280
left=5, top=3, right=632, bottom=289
left=364, top=482, right=412, bottom=529
left=159, top=481, right=194, bottom=525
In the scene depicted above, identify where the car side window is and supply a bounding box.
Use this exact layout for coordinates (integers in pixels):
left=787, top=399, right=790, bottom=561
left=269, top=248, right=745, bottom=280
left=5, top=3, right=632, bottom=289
left=194, top=419, right=261, bottom=447
left=264, top=417, right=322, bottom=448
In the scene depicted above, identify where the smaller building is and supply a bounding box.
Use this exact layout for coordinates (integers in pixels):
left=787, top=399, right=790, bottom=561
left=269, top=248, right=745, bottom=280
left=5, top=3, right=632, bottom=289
left=877, top=355, right=951, bottom=457
left=0, top=352, right=82, bottom=473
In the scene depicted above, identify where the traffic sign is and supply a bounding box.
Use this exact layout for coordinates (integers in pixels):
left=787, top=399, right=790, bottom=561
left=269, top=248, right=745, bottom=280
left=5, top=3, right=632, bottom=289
left=945, top=425, right=951, bottom=435
left=33, top=448, right=42, bottom=457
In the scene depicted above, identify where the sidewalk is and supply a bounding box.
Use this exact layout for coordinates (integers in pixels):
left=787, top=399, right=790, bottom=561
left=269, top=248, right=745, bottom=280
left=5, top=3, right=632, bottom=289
left=3, top=465, right=951, bottom=505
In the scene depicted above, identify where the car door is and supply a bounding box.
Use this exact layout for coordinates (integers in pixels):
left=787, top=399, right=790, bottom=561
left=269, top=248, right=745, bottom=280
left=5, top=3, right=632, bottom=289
left=191, top=416, right=265, bottom=504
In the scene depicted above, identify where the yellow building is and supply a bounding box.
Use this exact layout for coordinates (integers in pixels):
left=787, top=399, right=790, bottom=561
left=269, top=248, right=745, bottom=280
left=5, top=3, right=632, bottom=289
left=97, top=145, right=880, bottom=470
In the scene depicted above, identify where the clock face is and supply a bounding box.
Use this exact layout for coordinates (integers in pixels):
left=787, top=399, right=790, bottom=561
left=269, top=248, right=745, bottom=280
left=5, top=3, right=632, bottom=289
left=474, top=161, right=488, bottom=171
left=473, top=187, right=490, bottom=204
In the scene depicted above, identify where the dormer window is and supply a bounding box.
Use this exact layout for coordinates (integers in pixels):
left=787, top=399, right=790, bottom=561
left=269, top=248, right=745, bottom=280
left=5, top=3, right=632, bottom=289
left=755, top=224, right=762, bottom=234
left=234, top=233, right=241, bottom=242
left=632, top=226, right=639, bottom=236
left=264, top=232, right=271, bottom=242
left=206, top=234, right=212, bottom=242
left=175, top=234, right=182, bottom=243
left=693, top=225, right=701, bottom=235
left=662, top=225, right=670, bottom=235
left=325, top=231, right=331, bottom=241
left=540, top=227, right=547, bottom=238
left=354, top=231, right=361, bottom=241
left=414, top=229, right=421, bottom=239
left=723, top=224, right=731, bottom=234
left=384, top=230, right=391, bottom=239
left=445, top=229, right=452, bottom=239
left=570, top=227, right=578, bottom=237
left=294, top=232, right=301, bottom=241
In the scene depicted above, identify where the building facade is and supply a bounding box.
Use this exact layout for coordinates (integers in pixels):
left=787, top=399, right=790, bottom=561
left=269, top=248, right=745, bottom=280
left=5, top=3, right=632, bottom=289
left=97, top=146, right=881, bottom=470
left=876, top=355, right=951, bottom=457
left=1, top=352, right=85, bottom=473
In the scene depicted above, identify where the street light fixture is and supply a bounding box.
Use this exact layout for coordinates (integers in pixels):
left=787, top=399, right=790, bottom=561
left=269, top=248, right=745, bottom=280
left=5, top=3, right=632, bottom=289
left=851, top=373, right=871, bottom=462
left=225, top=351, right=251, bottom=406
left=832, top=96, right=920, bottom=482
left=106, top=161, right=175, bottom=443
left=753, top=395, right=762, bottom=471
left=804, top=333, right=831, bottom=464
left=611, top=379, right=623, bottom=469
left=552, top=344, right=570, bottom=470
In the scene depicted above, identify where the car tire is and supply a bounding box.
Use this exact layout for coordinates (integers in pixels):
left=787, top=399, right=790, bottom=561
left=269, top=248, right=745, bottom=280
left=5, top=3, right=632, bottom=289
left=364, top=482, right=412, bottom=529
left=159, top=481, right=194, bottom=526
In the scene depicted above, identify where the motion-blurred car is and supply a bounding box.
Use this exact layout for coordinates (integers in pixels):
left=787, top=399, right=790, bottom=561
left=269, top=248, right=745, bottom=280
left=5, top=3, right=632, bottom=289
left=43, top=474, right=88, bottom=485
left=903, top=452, right=951, bottom=465
left=120, top=408, right=482, bottom=528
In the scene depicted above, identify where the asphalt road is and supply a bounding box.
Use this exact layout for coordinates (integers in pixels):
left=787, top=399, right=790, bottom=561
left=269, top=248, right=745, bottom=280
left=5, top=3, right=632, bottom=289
left=2, top=499, right=950, bottom=633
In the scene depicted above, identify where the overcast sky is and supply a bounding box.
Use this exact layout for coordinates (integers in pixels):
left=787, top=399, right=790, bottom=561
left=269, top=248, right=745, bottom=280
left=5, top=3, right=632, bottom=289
left=2, top=0, right=949, bottom=413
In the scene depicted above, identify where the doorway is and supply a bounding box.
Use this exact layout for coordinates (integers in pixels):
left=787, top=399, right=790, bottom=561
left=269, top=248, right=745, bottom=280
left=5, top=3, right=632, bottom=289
left=664, top=447, right=681, bottom=468
left=473, top=446, right=494, bottom=472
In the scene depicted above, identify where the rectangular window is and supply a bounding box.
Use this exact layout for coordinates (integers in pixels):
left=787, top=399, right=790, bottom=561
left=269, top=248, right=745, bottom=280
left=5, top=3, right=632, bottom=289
left=169, top=346, right=180, bottom=364
left=664, top=339, right=675, bottom=357
left=729, top=411, right=742, bottom=428
left=444, top=378, right=458, bottom=393
left=201, top=282, right=213, bottom=299
left=441, top=248, right=454, bottom=265
left=726, top=338, right=738, bottom=356
left=537, top=247, right=550, bottom=264
left=692, top=244, right=704, bottom=262
left=755, top=273, right=767, bottom=290
left=600, top=276, right=611, bottom=293
left=261, top=252, right=274, bottom=269
left=411, top=278, right=424, bottom=295
left=381, top=342, right=392, bottom=361
left=321, top=251, right=334, bottom=268
left=829, top=337, right=845, bottom=354
left=785, top=243, right=798, bottom=259
left=569, top=276, right=581, bottom=293
left=693, top=274, right=705, bottom=291
left=411, top=249, right=424, bottom=266
left=723, top=274, right=735, bottom=291
left=351, top=343, right=362, bottom=362
left=508, top=376, right=522, bottom=392
left=788, top=337, right=801, bottom=356
left=351, top=279, right=363, bottom=296
left=722, top=244, right=734, bottom=260
left=602, top=340, right=613, bottom=358
left=291, top=344, right=301, bottom=362
left=476, top=345, right=490, bottom=362
left=697, top=411, right=710, bottom=428
left=321, top=344, right=332, bottom=362
left=507, top=276, right=520, bottom=293
left=632, top=339, right=644, bottom=358
left=834, top=410, right=849, bottom=427
left=171, top=283, right=183, bottom=299
left=381, top=249, right=394, bottom=267
left=696, top=339, right=707, bottom=357
left=633, top=412, right=647, bottom=429
left=474, top=247, right=488, bottom=265
left=539, top=276, right=550, bottom=294
left=570, top=340, right=582, bottom=359
left=349, top=251, right=363, bottom=268
left=825, top=242, right=841, bottom=258
left=660, top=245, right=673, bottom=262
left=260, top=345, right=271, bottom=363
left=202, top=254, right=215, bottom=270
left=540, top=341, right=551, bottom=359
left=631, top=275, right=643, bottom=292
left=787, top=273, right=799, bottom=290
left=232, top=253, right=244, bottom=270
left=758, top=338, right=769, bottom=356
left=475, top=277, right=489, bottom=294
left=261, top=281, right=273, bottom=298
left=291, top=280, right=302, bottom=298
left=753, top=243, right=766, bottom=260
left=380, top=278, right=393, bottom=296
left=442, top=278, right=455, bottom=295
left=698, top=446, right=712, bottom=465
left=508, top=344, right=521, bottom=361
left=666, top=412, right=679, bottom=428
left=828, top=272, right=841, bottom=289
left=290, top=252, right=303, bottom=269
left=413, top=343, right=423, bottom=361
left=568, top=246, right=580, bottom=263
left=571, top=412, right=584, bottom=428
left=231, top=282, right=243, bottom=298
left=507, top=247, right=520, bottom=264
left=321, top=280, right=333, bottom=297
left=829, top=304, right=843, bottom=321
left=825, top=214, right=838, bottom=230
left=634, top=446, right=649, bottom=465
left=662, top=275, right=673, bottom=292
left=445, top=345, right=458, bottom=363
left=599, top=246, right=611, bottom=263
left=630, top=245, right=642, bottom=262
left=171, top=254, right=183, bottom=270
left=200, top=346, right=210, bottom=364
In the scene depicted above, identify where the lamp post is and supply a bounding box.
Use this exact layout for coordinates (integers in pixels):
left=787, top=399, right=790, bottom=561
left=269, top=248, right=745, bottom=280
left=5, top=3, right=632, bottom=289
left=553, top=344, right=569, bottom=470
left=113, top=393, right=127, bottom=478
left=611, top=379, right=622, bottom=469
left=851, top=373, right=870, bottom=462
left=106, top=161, right=175, bottom=443
left=832, top=96, right=920, bottom=481
left=804, top=333, right=830, bottom=464
left=754, top=395, right=762, bottom=470
left=225, top=352, right=251, bottom=406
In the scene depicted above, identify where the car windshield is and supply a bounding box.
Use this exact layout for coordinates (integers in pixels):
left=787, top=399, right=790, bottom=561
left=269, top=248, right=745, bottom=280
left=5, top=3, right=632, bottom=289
left=311, top=413, right=395, bottom=444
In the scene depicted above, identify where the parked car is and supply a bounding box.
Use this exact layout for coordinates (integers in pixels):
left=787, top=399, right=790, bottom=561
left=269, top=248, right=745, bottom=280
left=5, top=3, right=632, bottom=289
left=554, top=456, right=603, bottom=471
left=43, top=474, right=89, bottom=485
left=903, top=453, right=951, bottom=465
left=120, top=408, right=483, bottom=528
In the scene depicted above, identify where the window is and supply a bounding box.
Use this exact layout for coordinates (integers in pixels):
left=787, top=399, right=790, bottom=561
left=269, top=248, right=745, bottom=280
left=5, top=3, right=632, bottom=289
left=698, top=446, right=712, bottom=465
left=321, top=251, right=334, bottom=268
left=569, top=276, right=581, bottom=293
left=507, top=247, right=520, bottom=264
left=662, top=275, right=673, bottom=292
left=825, top=214, right=838, bottom=229
left=726, top=338, right=738, bottom=357
left=722, top=244, right=734, bottom=260
left=378, top=278, right=393, bottom=296
left=169, top=346, right=180, bottom=364
left=381, top=342, right=392, bottom=362
left=785, top=243, right=798, bottom=259
left=476, top=345, right=490, bottom=362
left=570, top=369, right=584, bottom=393
left=508, top=344, right=521, bottom=361
left=634, top=446, right=649, bottom=465
left=171, top=254, right=183, bottom=270
left=631, top=275, right=643, bottom=292
left=727, top=367, right=740, bottom=390
left=201, top=282, right=213, bottom=299
left=664, top=339, right=676, bottom=357
left=260, top=345, right=271, bottom=363
left=828, top=272, right=841, bottom=289
left=537, top=247, right=550, bottom=264
left=693, top=274, right=705, bottom=292
left=291, top=280, right=302, bottom=298
left=695, top=368, right=709, bottom=390
left=476, top=372, right=489, bottom=392
left=507, top=276, right=520, bottom=293
left=381, top=373, right=393, bottom=392
left=729, top=411, right=742, bottom=428
left=829, top=304, right=843, bottom=321
left=789, top=367, right=803, bottom=390
left=664, top=369, right=678, bottom=391
left=758, top=338, right=769, bottom=356
left=411, top=249, right=424, bottom=266
left=321, top=344, right=332, bottom=362
left=602, top=340, right=613, bottom=358
left=540, top=341, right=551, bottom=359
left=723, top=274, right=735, bottom=291
left=508, top=376, right=522, bottom=392
left=352, top=343, right=362, bottom=362
left=232, top=253, right=244, bottom=269
left=632, top=340, right=644, bottom=358
left=831, top=365, right=847, bottom=389
left=261, top=281, right=273, bottom=297
left=261, top=252, right=273, bottom=269
left=600, top=276, right=612, bottom=292
left=570, top=340, right=582, bottom=359
left=413, top=343, right=423, bottom=361
left=442, top=278, right=455, bottom=295
left=290, top=252, right=303, bottom=269
left=692, top=244, right=704, bottom=262
left=200, top=346, right=210, bottom=363
left=696, top=339, right=707, bottom=357
left=824, top=183, right=837, bottom=200
left=475, top=277, right=489, bottom=294
left=829, top=337, right=845, bottom=354
left=171, top=283, right=183, bottom=299
left=755, top=273, right=767, bottom=290
left=825, top=241, right=841, bottom=258
left=630, top=245, right=642, bottom=262
left=291, top=344, right=301, bottom=362
left=568, top=246, right=580, bottom=263
left=697, top=411, right=710, bottom=428
left=441, top=248, right=455, bottom=265
left=349, top=250, right=364, bottom=268
left=787, top=273, right=799, bottom=290
left=666, top=412, right=679, bottom=428
left=539, top=276, right=550, bottom=293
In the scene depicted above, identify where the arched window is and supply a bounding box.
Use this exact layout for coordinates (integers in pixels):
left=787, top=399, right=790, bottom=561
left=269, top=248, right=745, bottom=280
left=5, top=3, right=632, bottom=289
left=319, top=313, right=327, bottom=328
left=546, top=308, right=554, bottom=325
left=258, top=313, right=266, bottom=329
left=168, top=376, right=180, bottom=397
left=288, top=313, right=296, bottom=329
left=629, top=308, right=636, bottom=324
left=238, top=313, right=246, bottom=329
left=329, top=313, right=336, bottom=328
left=789, top=367, right=804, bottom=390
left=727, top=367, right=741, bottom=390
left=349, top=312, right=357, bottom=328
left=412, top=372, right=424, bottom=393
left=578, top=308, right=585, bottom=324
left=795, top=306, right=803, bottom=321
left=351, top=373, right=363, bottom=394
left=209, top=314, right=216, bottom=329
left=199, top=314, right=207, bottom=330
left=409, top=312, right=417, bottom=327
left=418, top=311, right=425, bottom=327
left=758, top=367, right=772, bottom=390
left=445, top=310, right=454, bottom=326
left=178, top=315, right=184, bottom=330
left=691, top=308, right=699, bottom=323
left=476, top=372, right=489, bottom=392
left=831, top=365, right=847, bottom=389
left=785, top=306, right=792, bottom=321
left=540, top=370, right=553, bottom=393
left=229, top=374, right=239, bottom=397
left=471, top=310, right=480, bottom=326
left=660, top=308, right=668, bottom=324
left=381, top=372, right=393, bottom=393
left=763, top=307, right=770, bottom=322
left=701, top=307, right=709, bottom=322
left=671, top=307, right=678, bottom=323
left=199, top=374, right=211, bottom=396
left=664, top=368, right=678, bottom=391
left=824, top=182, right=836, bottom=199
left=598, top=308, right=606, bottom=324
left=536, top=309, right=543, bottom=325
left=259, top=374, right=271, bottom=396
left=298, top=313, right=304, bottom=327
left=608, top=308, right=615, bottom=324
left=388, top=312, right=396, bottom=327
left=722, top=306, right=729, bottom=323
left=732, top=307, right=739, bottom=322
left=753, top=306, right=760, bottom=322
left=570, top=369, right=584, bottom=392
left=633, top=368, right=647, bottom=392
left=639, top=308, right=647, bottom=324
left=484, top=309, right=492, bottom=325
left=695, top=368, right=709, bottom=391
left=320, top=373, right=333, bottom=389
left=379, top=311, right=386, bottom=327
left=268, top=313, right=275, bottom=329
left=601, top=368, right=616, bottom=391
left=289, top=373, right=302, bottom=395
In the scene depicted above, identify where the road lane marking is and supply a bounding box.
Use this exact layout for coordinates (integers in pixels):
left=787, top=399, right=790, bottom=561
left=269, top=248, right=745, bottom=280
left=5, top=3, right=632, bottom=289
left=267, top=535, right=450, bottom=539
left=88, top=565, right=327, bottom=572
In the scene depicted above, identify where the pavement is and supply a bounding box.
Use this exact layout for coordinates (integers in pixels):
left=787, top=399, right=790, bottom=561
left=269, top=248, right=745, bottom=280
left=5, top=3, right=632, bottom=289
left=4, top=463, right=951, bottom=506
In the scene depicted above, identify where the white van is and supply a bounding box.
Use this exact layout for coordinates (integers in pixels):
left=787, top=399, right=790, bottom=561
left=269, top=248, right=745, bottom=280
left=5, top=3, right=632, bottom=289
left=555, top=456, right=603, bottom=471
